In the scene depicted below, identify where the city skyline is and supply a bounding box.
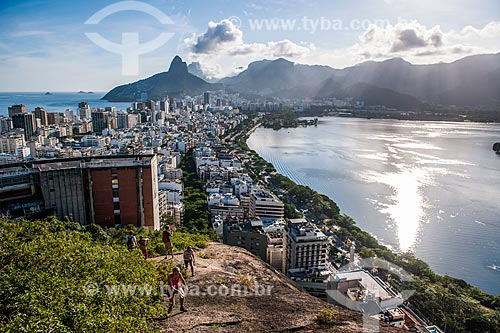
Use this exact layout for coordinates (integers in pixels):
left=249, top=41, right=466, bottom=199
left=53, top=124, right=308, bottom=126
left=1, top=0, right=500, bottom=91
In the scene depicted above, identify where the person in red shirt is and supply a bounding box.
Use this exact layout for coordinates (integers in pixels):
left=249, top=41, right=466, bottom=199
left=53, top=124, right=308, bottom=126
left=167, top=267, right=187, bottom=313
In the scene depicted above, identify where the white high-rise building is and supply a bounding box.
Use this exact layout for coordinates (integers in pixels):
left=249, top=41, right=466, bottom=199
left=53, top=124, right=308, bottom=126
left=249, top=187, right=284, bottom=218
left=0, top=133, right=25, bottom=154
left=283, top=218, right=329, bottom=274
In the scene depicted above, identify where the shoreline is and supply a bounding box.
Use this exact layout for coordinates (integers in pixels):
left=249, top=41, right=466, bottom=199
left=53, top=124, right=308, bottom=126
left=239, top=119, right=499, bottom=302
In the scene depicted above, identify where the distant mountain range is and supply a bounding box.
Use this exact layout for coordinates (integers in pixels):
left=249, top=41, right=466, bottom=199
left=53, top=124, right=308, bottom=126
left=103, top=53, right=500, bottom=108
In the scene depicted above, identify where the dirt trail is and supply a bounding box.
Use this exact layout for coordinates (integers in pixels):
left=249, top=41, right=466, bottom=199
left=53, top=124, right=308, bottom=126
left=154, top=242, right=403, bottom=333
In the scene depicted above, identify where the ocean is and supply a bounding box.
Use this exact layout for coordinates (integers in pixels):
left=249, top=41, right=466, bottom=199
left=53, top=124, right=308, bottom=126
left=0, top=92, right=130, bottom=116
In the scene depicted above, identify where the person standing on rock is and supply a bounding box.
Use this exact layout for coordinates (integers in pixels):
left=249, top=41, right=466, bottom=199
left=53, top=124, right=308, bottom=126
left=163, top=225, right=174, bottom=259
left=167, top=267, right=188, bottom=313
left=183, top=246, right=195, bottom=276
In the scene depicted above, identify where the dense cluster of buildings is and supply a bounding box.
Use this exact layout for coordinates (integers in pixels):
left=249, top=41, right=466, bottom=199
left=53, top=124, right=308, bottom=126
left=0, top=94, right=246, bottom=229
left=0, top=93, right=442, bottom=332
left=192, top=120, right=442, bottom=333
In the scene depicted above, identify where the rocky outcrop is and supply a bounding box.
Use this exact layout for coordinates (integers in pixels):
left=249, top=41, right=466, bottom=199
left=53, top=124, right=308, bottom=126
left=102, top=56, right=221, bottom=102
left=155, top=242, right=403, bottom=333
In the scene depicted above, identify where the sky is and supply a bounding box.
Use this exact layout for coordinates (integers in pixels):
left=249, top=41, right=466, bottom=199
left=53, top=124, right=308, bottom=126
left=0, top=0, right=499, bottom=91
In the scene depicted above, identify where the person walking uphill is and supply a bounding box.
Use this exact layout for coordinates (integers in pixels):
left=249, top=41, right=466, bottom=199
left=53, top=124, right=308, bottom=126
left=167, top=267, right=188, bottom=314
left=183, top=246, right=195, bottom=277
left=163, top=225, right=174, bottom=259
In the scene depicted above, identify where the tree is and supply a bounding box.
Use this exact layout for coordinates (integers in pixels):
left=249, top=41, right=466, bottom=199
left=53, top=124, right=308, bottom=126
left=359, top=247, right=376, bottom=258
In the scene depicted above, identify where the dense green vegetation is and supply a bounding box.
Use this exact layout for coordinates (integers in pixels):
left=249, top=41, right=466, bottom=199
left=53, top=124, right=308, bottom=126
left=0, top=217, right=210, bottom=332
left=179, top=153, right=217, bottom=237
left=238, top=112, right=500, bottom=332
left=270, top=173, right=339, bottom=221
left=261, top=110, right=317, bottom=130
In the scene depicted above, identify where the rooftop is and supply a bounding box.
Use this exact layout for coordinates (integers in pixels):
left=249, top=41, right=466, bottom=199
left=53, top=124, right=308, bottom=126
left=331, top=269, right=396, bottom=300
left=288, top=220, right=327, bottom=242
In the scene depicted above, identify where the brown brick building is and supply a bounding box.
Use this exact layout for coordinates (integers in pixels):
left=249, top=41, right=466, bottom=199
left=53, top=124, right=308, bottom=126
left=84, top=156, right=159, bottom=228
left=1, top=155, right=160, bottom=229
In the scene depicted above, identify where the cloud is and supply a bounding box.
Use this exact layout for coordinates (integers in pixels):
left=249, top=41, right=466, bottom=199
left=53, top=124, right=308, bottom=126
left=360, top=21, right=445, bottom=55
left=390, top=28, right=442, bottom=52
left=391, top=29, right=428, bottom=51
left=350, top=20, right=500, bottom=64
left=190, top=19, right=243, bottom=53
left=292, top=20, right=500, bottom=71
left=458, top=21, right=500, bottom=39
left=185, top=19, right=500, bottom=80
left=227, top=39, right=310, bottom=58
left=186, top=19, right=311, bottom=78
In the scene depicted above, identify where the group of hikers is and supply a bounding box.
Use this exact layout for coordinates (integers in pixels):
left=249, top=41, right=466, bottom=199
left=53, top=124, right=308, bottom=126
left=125, top=225, right=195, bottom=313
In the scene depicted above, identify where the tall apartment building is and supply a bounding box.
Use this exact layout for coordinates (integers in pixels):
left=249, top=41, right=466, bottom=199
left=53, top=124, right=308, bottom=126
left=38, top=160, right=88, bottom=223
left=33, top=107, right=48, bottom=126
left=0, top=116, right=12, bottom=133
left=8, top=104, right=26, bottom=118
left=160, top=100, right=169, bottom=112
left=116, top=112, right=128, bottom=129
left=47, top=112, right=63, bottom=125
left=11, top=113, right=35, bottom=140
left=91, top=111, right=108, bottom=135
left=0, top=133, right=25, bottom=154
left=282, top=218, right=329, bottom=274
left=203, top=92, right=211, bottom=106
left=78, top=102, right=91, bottom=120
left=249, top=187, right=284, bottom=219
left=0, top=155, right=160, bottom=229
left=127, top=113, right=140, bottom=128
left=85, top=156, right=159, bottom=228
left=223, top=218, right=269, bottom=260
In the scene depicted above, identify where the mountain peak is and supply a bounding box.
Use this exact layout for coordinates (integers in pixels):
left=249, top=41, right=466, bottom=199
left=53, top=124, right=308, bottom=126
left=273, top=57, right=293, bottom=64
left=382, top=57, right=411, bottom=65
left=169, top=55, right=188, bottom=74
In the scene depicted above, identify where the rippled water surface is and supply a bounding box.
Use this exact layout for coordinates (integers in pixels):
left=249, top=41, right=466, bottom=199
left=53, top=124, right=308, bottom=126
left=248, top=117, right=500, bottom=295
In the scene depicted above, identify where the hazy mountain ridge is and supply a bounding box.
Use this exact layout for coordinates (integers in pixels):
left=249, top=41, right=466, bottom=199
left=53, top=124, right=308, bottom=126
left=339, top=53, right=500, bottom=106
left=103, top=53, right=500, bottom=108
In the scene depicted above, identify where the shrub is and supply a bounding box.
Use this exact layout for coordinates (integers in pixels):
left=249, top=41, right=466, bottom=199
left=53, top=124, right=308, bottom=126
left=316, top=307, right=339, bottom=325
left=0, top=219, right=166, bottom=332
